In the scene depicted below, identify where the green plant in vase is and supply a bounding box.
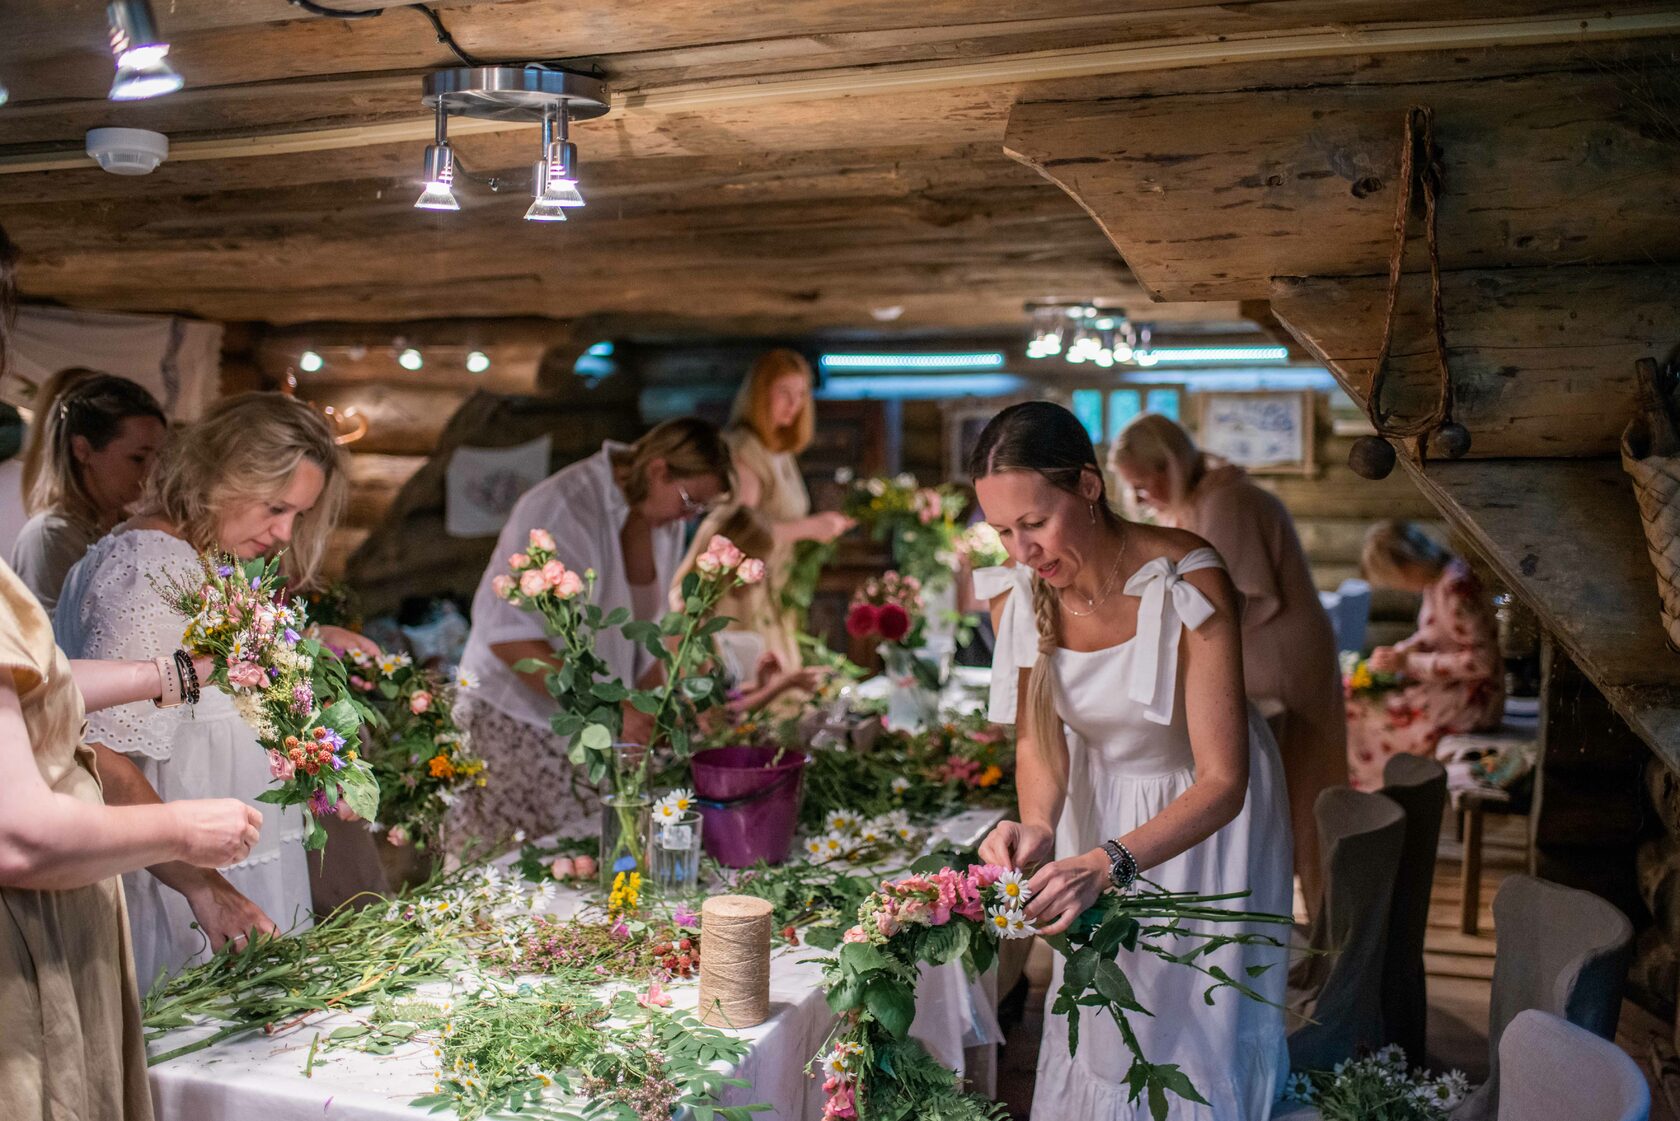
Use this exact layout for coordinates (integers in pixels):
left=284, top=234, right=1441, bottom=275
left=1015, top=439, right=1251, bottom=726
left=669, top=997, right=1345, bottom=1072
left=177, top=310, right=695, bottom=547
left=495, top=530, right=765, bottom=893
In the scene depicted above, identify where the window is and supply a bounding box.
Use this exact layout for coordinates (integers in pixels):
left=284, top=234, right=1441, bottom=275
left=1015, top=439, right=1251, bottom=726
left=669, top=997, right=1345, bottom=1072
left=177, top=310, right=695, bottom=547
left=1070, top=389, right=1104, bottom=444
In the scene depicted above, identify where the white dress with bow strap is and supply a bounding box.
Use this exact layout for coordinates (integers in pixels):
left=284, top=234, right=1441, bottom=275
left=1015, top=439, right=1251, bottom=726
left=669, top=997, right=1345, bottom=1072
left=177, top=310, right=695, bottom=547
left=975, top=547, right=1292, bottom=1120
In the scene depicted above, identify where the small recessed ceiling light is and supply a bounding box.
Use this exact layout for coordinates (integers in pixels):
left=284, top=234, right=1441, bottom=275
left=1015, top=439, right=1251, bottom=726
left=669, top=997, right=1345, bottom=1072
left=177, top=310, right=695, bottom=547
left=299, top=350, right=323, bottom=373
left=466, top=351, right=490, bottom=374
left=398, top=348, right=423, bottom=371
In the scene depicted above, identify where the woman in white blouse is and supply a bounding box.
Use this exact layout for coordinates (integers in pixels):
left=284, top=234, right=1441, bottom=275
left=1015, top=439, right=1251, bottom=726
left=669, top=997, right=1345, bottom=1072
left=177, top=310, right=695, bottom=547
left=451, top=418, right=732, bottom=848
left=56, top=393, right=365, bottom=986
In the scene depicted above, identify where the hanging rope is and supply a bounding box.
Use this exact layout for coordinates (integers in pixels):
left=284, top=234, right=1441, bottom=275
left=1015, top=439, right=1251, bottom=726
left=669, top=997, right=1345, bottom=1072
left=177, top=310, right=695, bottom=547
left=1365, top=105, right=1458, bottom=459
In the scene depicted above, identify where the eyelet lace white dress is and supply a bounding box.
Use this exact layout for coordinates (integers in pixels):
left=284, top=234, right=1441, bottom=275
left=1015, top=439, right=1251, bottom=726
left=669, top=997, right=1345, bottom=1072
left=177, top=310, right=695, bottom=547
left=55, top=529, right=313, bottom=990
left=975, top=548, right=1292, bottom=1120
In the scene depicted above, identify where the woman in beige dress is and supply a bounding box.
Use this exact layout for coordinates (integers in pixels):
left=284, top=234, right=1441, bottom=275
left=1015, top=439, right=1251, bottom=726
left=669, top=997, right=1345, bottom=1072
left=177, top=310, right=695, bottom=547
left=1111, top=414, right=1344, bottom=919
left=679, top=350, right=853, bottom=654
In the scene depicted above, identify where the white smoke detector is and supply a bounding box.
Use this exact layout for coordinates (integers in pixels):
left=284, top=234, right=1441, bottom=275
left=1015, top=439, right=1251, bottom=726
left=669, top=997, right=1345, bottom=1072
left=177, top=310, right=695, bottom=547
left=86, top=127, right=169, bottom=175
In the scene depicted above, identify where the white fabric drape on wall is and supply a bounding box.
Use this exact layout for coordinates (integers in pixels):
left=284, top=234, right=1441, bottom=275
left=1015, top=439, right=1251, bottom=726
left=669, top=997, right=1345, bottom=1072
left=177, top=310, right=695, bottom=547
left=0, top=305, right=223, bottom=421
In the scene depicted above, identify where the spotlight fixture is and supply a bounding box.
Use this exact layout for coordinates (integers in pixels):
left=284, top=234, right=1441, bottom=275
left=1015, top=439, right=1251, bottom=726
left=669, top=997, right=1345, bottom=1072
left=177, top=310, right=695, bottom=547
left=0, top=82, right=9, bottom=108
left=398, top=348, right=424, bottom=371
left=107, top=0, right=184, bottom=101
left=466, top=351, right=491, bottom=374
left=299, top=350, right=324, bottom=373
left=419, top=66, right=607, bottom=222
left=414, top=101, right=459, bottom=211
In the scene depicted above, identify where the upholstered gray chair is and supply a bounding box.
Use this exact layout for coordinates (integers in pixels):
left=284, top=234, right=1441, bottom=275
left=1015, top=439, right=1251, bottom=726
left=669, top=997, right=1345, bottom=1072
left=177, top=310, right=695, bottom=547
left=1286, top=787, right=1407, bottom=1072
left=1453, top=875, right=1636, bottom=1119
left=1378, top=753, right=1448, bottom=1064
left=1495, top=1009, right=1649, bottom=1121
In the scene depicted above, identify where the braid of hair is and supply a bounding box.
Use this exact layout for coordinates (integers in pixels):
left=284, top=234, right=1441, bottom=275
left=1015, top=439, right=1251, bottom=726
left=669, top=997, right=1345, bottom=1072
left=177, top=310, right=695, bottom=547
left=1025, top=574, right=1069, bottom=789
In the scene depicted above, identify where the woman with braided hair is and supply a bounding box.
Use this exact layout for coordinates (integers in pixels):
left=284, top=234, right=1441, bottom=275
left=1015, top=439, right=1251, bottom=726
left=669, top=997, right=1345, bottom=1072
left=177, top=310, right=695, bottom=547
left=970, top=401, right=1291, bottom=1120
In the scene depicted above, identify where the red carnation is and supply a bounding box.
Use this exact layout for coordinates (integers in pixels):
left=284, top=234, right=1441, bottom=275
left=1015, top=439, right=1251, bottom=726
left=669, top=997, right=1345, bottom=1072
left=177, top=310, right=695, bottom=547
left=876, top=603, right=911, bottom=642
left=846, top=603, right=880, bottom=638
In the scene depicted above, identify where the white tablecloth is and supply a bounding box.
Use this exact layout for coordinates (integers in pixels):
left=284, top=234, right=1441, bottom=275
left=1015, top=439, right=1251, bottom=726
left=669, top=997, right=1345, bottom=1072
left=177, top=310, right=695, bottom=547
left=147, top=887, right=1001, bottom=1120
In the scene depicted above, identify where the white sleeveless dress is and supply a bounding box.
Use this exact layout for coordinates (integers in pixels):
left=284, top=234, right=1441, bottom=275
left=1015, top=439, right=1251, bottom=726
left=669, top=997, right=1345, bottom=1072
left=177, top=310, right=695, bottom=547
left=975, top=548, right=1292, bottom=1120
left=55, top=529, right=313, bottom=989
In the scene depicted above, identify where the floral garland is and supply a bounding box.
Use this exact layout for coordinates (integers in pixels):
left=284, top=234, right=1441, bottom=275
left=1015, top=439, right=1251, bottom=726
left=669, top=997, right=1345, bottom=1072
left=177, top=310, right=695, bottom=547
left=344, top=650, right=486, bottom=851
left=155, top=554, right=378, bottom=849
left=817, top=863, right=1294, bottom=1121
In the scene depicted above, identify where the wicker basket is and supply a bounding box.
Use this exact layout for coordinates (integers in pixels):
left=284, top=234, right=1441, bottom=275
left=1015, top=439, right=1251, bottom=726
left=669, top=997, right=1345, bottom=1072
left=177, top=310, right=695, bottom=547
left=1622, top=359, right=1680, bottom=651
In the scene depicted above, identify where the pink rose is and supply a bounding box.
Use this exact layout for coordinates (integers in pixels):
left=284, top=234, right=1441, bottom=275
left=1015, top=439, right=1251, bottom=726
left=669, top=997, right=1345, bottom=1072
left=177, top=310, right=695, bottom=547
left=875, top=910, right=901, bottom=938
left=267, top=750, right=296, bottom=781
left=528, top=528, right=556, bottom=552
left=842, top=925, right=869, bottom=944
left=549, top=856, right=575, bottom=880
left=540, top=559, right=567, bottom=589
left=386, top=824, right=408, bottom=847
left=227, top=661, right=267, bottom=691
left=492, top=574, right=515, bottom=599
left=409, top=690, right=433, bottom=715
left=706, top=535, right=745, bottom=571
left=571, top=854, right=596, bottom=878
left=555, top=570, right=584, bottom=599
left=694, top=551, right=722, bottom=576
left=508, top=552, right=530, bottom=570
left=737, top=558, right=766, bottom=585
left=519, top=570, right=547, bottom=597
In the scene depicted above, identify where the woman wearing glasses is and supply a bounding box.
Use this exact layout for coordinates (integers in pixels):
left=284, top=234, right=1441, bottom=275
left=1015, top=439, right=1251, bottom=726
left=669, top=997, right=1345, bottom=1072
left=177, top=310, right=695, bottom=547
left=452, top=418, right=733, bottom=848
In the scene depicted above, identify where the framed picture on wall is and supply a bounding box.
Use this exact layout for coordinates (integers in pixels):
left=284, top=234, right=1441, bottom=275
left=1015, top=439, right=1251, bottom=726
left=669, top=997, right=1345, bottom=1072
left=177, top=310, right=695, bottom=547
left=943, top=396, right=1044, bottom=481
left=1194, top=389, right=1315, bottom=475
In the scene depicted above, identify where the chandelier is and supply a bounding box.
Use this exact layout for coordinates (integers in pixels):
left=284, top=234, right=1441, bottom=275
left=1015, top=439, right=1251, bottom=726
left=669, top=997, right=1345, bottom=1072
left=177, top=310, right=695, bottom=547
left=414, top=67, right=610, bottom=221
left=1024, top=304, right=1157, bottom=368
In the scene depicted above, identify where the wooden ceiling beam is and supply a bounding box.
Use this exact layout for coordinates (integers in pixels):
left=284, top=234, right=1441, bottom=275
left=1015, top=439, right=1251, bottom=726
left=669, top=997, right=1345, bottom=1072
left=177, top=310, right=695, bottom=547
left=1004, top=37, right=1680, bottom=300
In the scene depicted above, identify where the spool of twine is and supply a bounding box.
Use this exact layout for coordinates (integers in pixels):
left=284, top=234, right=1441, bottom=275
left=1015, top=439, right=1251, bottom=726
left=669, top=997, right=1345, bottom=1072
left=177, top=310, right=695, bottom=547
left=698, top=894, right=773, bottom=1028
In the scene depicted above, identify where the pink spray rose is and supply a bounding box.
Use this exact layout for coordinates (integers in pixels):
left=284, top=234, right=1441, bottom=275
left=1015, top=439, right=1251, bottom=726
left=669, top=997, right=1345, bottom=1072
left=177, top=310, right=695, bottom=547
left=842, top=925, right=869, bottom=944
left=555, top=570, right=584, bottom=599
left=528, top=528, right=556, bottom=552
left=519, top=570, right=547, bottom=597
left=492, top=574, right=515, bottom=599
left=540, top=559, right=567, bottom=589
left=267, top=750, right=296, bottom=781
left=409, top=690, right=433, bottom=715
left=227, top=661, right=267, bottom=691
left=508, top=552, right=531, bottom=570
left=737, top=558, right=767, bottom=585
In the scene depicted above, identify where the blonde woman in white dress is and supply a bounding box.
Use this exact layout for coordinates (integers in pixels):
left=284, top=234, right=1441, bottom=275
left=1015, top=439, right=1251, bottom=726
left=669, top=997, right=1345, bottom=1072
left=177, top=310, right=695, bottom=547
left=970, top=402, right=1292, bottom=1121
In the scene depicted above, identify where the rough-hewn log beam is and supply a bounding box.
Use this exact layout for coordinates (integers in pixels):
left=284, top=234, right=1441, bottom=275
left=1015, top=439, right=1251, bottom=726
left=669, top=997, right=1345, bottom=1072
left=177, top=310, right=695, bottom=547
left=1271, top=264, right=1680, bottom=458
left=1003, top=39, right=1680, bottom=301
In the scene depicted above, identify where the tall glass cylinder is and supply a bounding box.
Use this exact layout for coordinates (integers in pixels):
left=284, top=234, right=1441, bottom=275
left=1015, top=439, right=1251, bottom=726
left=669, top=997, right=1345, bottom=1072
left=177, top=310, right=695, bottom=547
left=650, top=809, right=704, bottom=897
left=600, top=792, right=651, bottom=895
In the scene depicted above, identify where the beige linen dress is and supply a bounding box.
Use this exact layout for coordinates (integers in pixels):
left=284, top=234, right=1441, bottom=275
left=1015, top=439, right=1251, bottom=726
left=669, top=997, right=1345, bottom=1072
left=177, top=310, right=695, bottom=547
left=1175, top=463, right=1346, bottom=916
left=0, top=558, right=153, bottom=1121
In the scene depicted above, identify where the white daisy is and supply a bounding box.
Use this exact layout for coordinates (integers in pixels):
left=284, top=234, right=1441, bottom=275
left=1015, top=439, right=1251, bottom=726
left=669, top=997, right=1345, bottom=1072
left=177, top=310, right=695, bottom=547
left=890, top=776, right=911, bottom=796
left=818, top=831, right=849, bottom=861
left=995, top=869, right=1032, bottom=907
left=653, top=800, right=683, bottom=825
left=1280, top=1072, right=1315, bottom=1104
left=454, top=668, right=479, bottom=690
left=805, top=837, right=827, bottom=860
left=1007, top=911, right=1035, bottom=938
left=825, top=809, right=861, bottom=834
left=984, top=905, right=1014, bottom=935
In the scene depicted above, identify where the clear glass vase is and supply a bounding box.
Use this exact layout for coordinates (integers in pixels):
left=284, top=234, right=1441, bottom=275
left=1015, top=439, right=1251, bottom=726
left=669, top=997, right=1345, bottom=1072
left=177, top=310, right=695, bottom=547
left=600, top=792, right=652, bottom=896
left=882, top=645, right=941, bottom=732
left=650, top=809, right=705, bottom=897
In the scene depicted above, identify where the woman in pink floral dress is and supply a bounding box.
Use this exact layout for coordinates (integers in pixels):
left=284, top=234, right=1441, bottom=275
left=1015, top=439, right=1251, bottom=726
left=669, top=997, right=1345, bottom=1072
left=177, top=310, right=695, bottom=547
left=1346, top=522, right=1504, bottom=790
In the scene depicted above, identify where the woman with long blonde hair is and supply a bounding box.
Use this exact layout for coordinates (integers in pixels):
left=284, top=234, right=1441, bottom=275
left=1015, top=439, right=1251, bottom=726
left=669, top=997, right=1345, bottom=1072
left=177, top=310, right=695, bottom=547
left=1111, top=412, right=1344, bottom=920
left=971, top=401, right=1290, bottom=1120
left=454, top=417, right=733, bottom=847
left=54, top=392, right=354, bottom=985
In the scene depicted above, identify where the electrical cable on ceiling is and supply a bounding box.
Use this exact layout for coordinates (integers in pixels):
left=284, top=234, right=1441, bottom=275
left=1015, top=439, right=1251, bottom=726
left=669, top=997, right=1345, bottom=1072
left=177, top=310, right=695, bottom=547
left=284, top=1, right=483, bottom=67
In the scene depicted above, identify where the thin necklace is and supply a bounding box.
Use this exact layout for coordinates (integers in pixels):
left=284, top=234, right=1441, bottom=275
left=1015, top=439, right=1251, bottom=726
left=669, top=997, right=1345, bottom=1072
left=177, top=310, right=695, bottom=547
left=1059, top=526, right=1127, bottom=618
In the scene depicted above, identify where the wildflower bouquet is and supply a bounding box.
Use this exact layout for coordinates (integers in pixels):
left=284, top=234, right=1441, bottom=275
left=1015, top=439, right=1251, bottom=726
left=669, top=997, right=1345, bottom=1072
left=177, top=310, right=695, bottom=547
left=817, top=863, right=1295, bottom=1121
left=837, top=470, right=967, bottom=590
left=1280, top=1046, right=1470, bottom=1120
left=495, top=529, right=765, bottom=797
left=155, top=554, right=378, bottom=850
left=345, top=651, right=485, bottom=852
left=846, top=570, right=942, bottom=693
left=1341, top=650, right=1406, bottom=701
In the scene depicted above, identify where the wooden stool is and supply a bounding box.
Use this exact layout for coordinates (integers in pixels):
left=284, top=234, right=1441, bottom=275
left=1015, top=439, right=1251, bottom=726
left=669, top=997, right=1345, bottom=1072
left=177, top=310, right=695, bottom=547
left=1440, top=722, right=1537, bottom=935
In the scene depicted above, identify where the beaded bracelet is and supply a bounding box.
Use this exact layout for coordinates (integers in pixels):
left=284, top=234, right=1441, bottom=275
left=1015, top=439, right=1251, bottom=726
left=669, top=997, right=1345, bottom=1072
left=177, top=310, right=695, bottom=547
left=174, top=649, right=201, bottom=706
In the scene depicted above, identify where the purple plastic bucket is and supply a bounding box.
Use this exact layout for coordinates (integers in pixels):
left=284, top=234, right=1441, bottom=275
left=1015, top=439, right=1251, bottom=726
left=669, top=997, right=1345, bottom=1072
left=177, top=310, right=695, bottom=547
left=690, top=746, right=809, bottom=868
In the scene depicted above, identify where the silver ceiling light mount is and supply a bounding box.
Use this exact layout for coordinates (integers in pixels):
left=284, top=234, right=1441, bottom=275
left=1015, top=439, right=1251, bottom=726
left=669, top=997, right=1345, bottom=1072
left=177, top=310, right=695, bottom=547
left=415, top=66, right=608, bottom=219
left=107, top=0, right=184, bottom=101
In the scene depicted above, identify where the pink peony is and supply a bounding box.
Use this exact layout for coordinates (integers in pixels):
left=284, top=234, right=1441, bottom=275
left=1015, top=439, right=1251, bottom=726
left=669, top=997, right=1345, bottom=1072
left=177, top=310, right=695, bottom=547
left=227, top=661, right=267, bottom=691
left=409, top=690, right=433, bottom=715
left=267, top=750, right=296, bottom=781
left=528, top=528, right=556, bottom=552
left=571, top=854, right=597, bottom=878
left=737, top=558, right=767, bottom=585
left=508, top=552, right=531, bottom=570
left=549, top=856, right=576, bottom=880
left=540, top=559, right=567, bottom=588
left=554, top=570, right=584, bottom=599
left=386, top=824, right=409, bottom=847
left=492, top=574, right=516, bottom=599
left=519, top=570, right=547, bottom=597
